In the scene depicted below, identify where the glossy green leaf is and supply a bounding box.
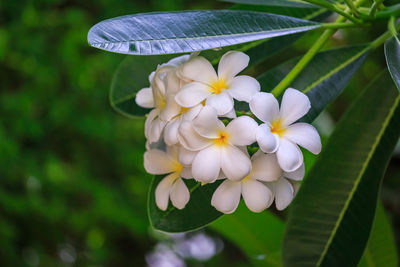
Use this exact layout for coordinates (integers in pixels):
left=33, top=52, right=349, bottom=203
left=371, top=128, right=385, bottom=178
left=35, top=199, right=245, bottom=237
left=210, top=203, right=284, bottom=266
left=222, top=0, right=316, bottom=8
left=283, top=71, right=400, bottom=267
left=384, top=35, right=400, bottom=91
left=148, top=177, right=222, bottom=232
left=257, top=45, right=369, bottom=122
left=358, top=202, right=398, bottom=267
left=88, top=10, right=320, bottom=55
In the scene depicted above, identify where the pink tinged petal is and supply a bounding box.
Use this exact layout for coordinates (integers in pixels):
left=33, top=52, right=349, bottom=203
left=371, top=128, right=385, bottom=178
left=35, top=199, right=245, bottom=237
left=180, top=166, right=193, bottom=179
left=144, top=149, right=176, bottom=175
left=182, top=104, right=203, bottom=121
left=192, top=146, right=221, bottom=183
left=284, top=163, right=305, bottom=181
left=284, top=123, right=322, bottom=154
left=242, top=179, right=273, bottom=212
left=226, top=116, right=258, bottom=146
left=227, top=76, right=260, bottom=102
left=155, top=173, right=177, bottom=211
left=222, top=107, right=237, bottom=119
left=221, top=145, right=252, bottom=181
left=211, top=179, right=242, bottom=214
left=164, top=118, right=181, bottom=146
left=274, top=178, right=294, bottom=211
left=178, top=56, right=218, bottom=84
left=249, top=92, right=279, bottom=123
left=217, top=51, right=249, bottom=80
left=276, top=138, right=304, bottom=172
left=178, top=121, right=211, bottom=151
left=279, top=88, right=311, bottom=126
left=250, top=151, right=282, bottom=182
left=135, top=87, right=155, bottom=108
left=256, top=124, right=279, bottom=153
left=205, top=91, right=234, bottom=116
left=192, top=106, right=225, bottom=138
left=170, top=178, right=190, bottom=209
left=178, top=146, right=197, bottom=166
left=175, top=82, right=212, bottom=108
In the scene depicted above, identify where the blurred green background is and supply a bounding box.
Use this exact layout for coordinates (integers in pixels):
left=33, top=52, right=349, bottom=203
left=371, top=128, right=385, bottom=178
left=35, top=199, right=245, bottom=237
left=1, top=0, right=399, bottom=266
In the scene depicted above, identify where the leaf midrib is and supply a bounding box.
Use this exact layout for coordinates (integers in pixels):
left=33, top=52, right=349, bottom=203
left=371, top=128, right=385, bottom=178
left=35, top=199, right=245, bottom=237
left=316, top=93, right=400, bottom=266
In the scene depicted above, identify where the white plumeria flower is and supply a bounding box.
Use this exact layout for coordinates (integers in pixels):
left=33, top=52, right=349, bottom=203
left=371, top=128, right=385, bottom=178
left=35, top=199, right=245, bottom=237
left=178, top=106, right=258, bottom=183
left=144, top=146, right=192, bottom=211
left=136, top=55, right=190, bottom=143
left=259, top=152, right=305, bottom=210
left=175, top=51, right=260, bottom=116
left=250, top=89, right=322, bottom=172
left=211, top=150, right=280, bottom=214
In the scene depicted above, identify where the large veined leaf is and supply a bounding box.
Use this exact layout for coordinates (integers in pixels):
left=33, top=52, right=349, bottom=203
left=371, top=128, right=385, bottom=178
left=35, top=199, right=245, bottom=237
left=109, top=8, right=327, bottom=118
left=358, top=202, right=398, bottom=267
left=88, top=10, right=320, bottom=55
left=210, top=203, right=284, bottom=266
left=384, top=35, right=400, bottom=91
left=148, top=177, right=222, bottom=232
left=222, top=0, right=316, bottom=8
left=257, top=44, right=369, bottom=122
left=283, top=71, right=400, bottom=267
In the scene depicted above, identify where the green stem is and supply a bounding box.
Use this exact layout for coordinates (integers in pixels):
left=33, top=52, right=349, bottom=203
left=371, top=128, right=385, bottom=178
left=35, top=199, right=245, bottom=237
left=369, top=0, right=384, bottom=18
left=321, top=22, right=368, bottom=29
left=302, top=0, right=363, bottom=24
left=344, top=0, right=361, bottom=17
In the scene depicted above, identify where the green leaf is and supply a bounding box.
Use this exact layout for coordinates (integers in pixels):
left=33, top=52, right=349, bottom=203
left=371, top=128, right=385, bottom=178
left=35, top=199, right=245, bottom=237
left=384, top=35, right=400, bottom=92
left=88, top=10, right=320, bottom=55
left=148, top=177, right=222, bottom=232
left=283, top=71, right=400, bottom=267
left=222, top=0, right=316, bottom=8
left=210, top=203, right=284, bottom=266
left=257, top=45, right=369, bottom=122
left=358, top=201, right=398, bottom=267
left=109, top=54, right=175, bottom=118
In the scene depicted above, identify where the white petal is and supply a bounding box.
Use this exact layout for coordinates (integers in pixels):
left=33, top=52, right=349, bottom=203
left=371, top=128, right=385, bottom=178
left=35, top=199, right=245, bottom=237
left=178, top=121, right=211, bottom=151
left=192, top=146, right=221, bottom=183
left=170, top=178, right=190, bottom=209
left=222, top=107, right=237, bottom=119
left=279, top=88, right=311, bottom=126
left=227, top=76, right=260, bottom=102
left=160, top=94, right=182, bottom=121
left=217, top=51, right=249, bottom=80
left=135, top=87, right=155, bottom=108
left=211, top=179, right=241, bottom=214
left=182, top=104, right=203, bottom=121
left=166, top=145, right=179, bottom=160
left=274, top=178, right=294, bottom=210
left=164, top=117, right=181, bottom=146
left=180, top=166, right=193, bottom=179
left=205, top=91, right=234, bottom=116
left=250, top=151, right=282, bottom=182
left=144, top=149, right=176, bottom=175
left=242, top=179, right=273, bottom=212
left=164, top=71, right=181, bottom=95
left=145, top=109, right=159, bottom=139
left=192, top=106, right=225, bottom=138
left=221, top=145, right=252, bottom=181
left=178, top=56, right=218, bottom=84
left=256, top=124, right=279, bottom=153
left=276, top=138, right=303, bottom=172
left=284, top=163, right=305, bottom=181
left=284, top=123, right=322, bottom=154
left=147, top=116, right=166, bottom=144
left=175, top=82, right=212, bottom=108
left=226, top=116, right=258, bottom=146
left=249, top=92, right=279, bottom=123
left=165, top=54, right=190, bottom=67
left=178, top=146, right=197, bottom=166
left=155, top=173, right=177, bottom=211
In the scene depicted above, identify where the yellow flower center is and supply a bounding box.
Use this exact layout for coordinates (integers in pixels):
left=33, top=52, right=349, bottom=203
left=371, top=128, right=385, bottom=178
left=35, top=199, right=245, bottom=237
left=271, top=119, right=286, bottom=137
left=181, top=107, right=190, bottom=113
left=214, top=131, right=229, bottom=147
left=242, top=175, right=250, bottom=182
left=210, top=79, right=228, bottom=94
left=173, top=161, right=183, bottom=173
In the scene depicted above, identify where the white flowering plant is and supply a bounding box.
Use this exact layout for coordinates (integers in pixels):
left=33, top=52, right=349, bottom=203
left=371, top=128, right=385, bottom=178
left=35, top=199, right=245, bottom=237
left=88, top=1, right=400, bottom=266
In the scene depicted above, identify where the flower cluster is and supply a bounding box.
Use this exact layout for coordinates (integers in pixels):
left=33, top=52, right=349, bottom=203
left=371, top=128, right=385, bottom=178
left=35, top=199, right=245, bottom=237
left=136, top=51, right=321, bottom=214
